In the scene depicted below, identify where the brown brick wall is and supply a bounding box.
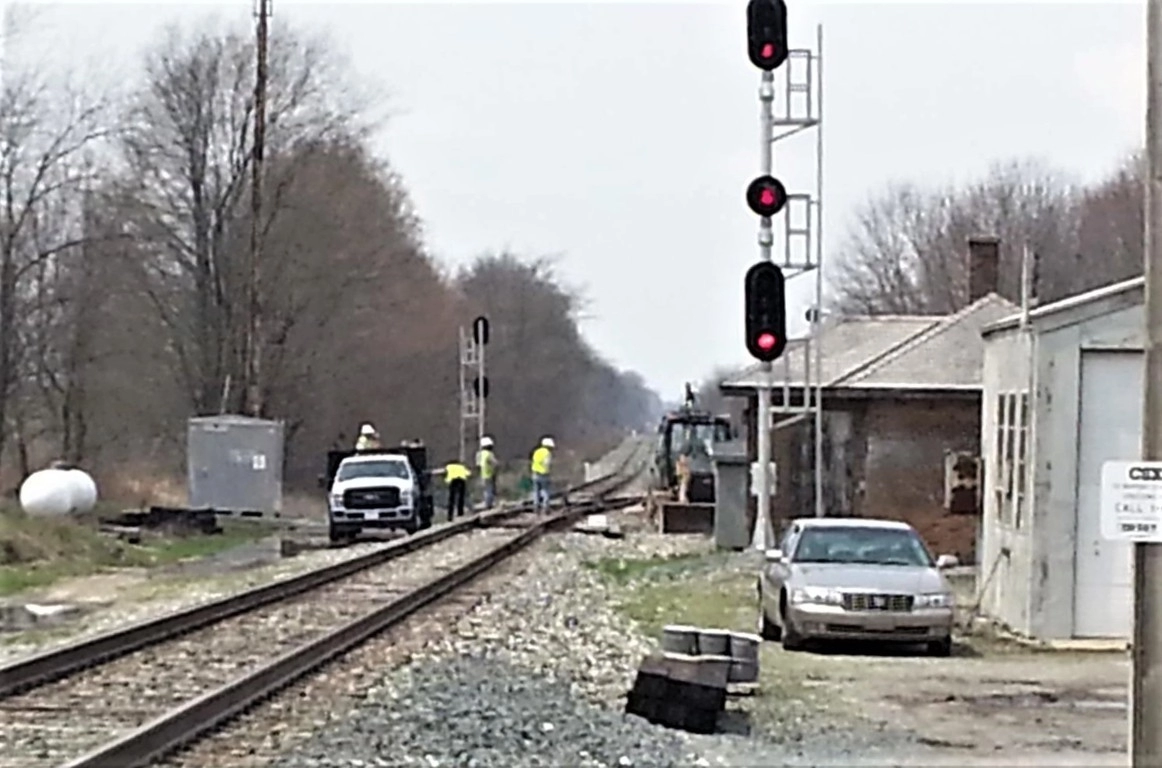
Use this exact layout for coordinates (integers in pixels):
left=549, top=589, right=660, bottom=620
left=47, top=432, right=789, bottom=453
left=742, top=394, right=981, bottom=562
left=859, top=398, right=980, bottom=562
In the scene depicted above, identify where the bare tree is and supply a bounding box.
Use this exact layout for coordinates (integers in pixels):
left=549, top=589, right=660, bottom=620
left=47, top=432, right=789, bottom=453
left=111, top=20, right=373, bottom=415
left=1074, top=150, right=1144, bottom=297
left=829, top=159, right=1080, bottom=315
left=0, top=62, right=112, bottom=467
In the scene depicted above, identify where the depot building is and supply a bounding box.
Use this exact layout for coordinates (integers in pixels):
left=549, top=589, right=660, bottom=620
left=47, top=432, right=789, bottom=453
left=978, top=275, right=1146, bottom=642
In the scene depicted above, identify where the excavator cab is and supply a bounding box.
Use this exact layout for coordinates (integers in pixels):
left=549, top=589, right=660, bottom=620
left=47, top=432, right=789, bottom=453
left=648, top=384, right=733, bottom=533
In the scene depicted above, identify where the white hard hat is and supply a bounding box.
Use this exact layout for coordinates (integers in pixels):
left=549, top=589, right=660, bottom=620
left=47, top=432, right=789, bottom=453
left=481, top=436, right=494, bottom=448
left=360, top=423, right=376, bottom=436
left=541, top=437, right=555, bottom=448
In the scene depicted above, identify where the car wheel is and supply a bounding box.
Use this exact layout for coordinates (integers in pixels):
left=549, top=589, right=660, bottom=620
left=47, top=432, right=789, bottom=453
left=328, top=524, right=351, bottom=544
left=779, top=593, right=805, bottom=651
left=756, top=580, right=782, bottom=640
left=759, top=608, right=782, bottom=641
left=927, top=637, right=953, bottom=657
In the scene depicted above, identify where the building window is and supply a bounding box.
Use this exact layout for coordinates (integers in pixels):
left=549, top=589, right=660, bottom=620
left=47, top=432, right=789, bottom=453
left=993, top=390, right=1030, bottom=527
left=1014, top=392, right=1030, bottom=528
left=994, top=393, right=1009, bottom=520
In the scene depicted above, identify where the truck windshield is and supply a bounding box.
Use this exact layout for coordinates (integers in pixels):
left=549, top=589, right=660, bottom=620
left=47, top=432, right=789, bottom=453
left=670, top=422, right=729, bottom=456
left=337, top=460, right=410, bottom=482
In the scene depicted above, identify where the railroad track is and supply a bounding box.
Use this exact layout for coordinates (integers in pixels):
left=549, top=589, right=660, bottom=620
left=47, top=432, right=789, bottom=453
left=0, top=436, right=650, bottom=768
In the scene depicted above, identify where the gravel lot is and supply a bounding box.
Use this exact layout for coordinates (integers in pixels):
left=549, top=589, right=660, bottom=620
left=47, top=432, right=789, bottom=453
left=260, top=508, right=1130, bottom=768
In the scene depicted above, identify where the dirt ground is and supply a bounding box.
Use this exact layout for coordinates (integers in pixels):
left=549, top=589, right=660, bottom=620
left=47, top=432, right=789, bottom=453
left=755, top=639, right=1128, bottom=765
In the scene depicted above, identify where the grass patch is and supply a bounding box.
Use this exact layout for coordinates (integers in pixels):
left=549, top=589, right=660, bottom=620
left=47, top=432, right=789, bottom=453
left=601, top=554, right=850, bottom=735
left=582, top=552, right=710, bottom=586
left=0, top=511, right=272, bottom=597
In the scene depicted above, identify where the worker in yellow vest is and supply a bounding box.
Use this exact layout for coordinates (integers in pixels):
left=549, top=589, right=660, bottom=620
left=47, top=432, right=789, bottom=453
left=355, top=423, right=382, bottom=451
left=444, top=460, right=472, bottom=519
left=530, top=436, right=554, bottom=513
left=476, top=436, right=498, bottom=509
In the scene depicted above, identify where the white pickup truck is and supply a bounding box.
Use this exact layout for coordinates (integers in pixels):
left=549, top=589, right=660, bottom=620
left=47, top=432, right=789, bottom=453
left=327, top=452, right=421, bottom=542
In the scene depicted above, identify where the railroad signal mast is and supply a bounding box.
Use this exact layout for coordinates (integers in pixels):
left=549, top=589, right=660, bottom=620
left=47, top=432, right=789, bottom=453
left=458, top=315, right=490, bottom=463
left=745, top=261, right=788, bottom=362
left=744, top=0, right=825, bottom=548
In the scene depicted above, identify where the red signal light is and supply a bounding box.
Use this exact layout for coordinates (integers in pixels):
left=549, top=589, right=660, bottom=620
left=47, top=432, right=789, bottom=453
left=761, top=43, right=775, bottom=59
left=745, top=175, right=788, bottom=217
left=756, top=332, right=777, bottom=351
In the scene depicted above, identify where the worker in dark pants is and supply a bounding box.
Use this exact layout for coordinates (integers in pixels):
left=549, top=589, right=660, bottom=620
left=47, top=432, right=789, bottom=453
left=444, top=460, right=472, bottom=519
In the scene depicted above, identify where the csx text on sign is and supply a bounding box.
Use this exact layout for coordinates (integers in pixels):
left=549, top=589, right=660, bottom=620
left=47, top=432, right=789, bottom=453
left=1100, top=460, right=1162, bottom=543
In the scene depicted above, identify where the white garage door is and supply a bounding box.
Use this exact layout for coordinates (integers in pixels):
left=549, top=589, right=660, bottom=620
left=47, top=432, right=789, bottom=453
left=1073, top=349, right=1142, bottom=638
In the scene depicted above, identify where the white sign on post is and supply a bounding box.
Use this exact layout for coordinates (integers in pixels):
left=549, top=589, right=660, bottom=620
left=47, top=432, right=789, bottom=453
left=1100, top=460, right=1162, bottom=542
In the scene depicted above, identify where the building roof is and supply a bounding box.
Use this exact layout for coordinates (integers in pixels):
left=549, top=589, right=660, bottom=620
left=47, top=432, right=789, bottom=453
left=721, top=315, right=938, bottom=391
left=720, top=292, right=1018, bottom=394
left=983, top=276, right=1143, bottom=336
left=841, top=293, right=1019, bottom=390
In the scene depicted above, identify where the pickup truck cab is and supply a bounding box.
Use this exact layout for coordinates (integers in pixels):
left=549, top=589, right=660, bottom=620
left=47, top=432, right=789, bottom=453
left=325, top=450, right=424, bottom=542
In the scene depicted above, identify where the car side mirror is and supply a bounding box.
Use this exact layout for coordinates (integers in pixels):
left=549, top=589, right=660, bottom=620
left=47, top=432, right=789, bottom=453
left=936, top=554, right=959, bottom=569
left=764, top=548, right=785, bottom=563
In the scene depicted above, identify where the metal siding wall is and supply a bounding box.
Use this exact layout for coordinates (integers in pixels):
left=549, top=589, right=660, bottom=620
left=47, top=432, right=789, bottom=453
left=187, top=417, right=285, bottom=514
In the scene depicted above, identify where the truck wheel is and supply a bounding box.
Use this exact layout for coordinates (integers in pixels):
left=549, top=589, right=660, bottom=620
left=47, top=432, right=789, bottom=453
left=927, top=637, right=953, bottom=657
left=329, top=524, right=356, bottom=544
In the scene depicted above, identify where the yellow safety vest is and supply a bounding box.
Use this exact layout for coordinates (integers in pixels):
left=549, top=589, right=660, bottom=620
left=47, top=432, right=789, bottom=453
left=355, top=435, right=381, bottom=450
left=476, top=449, right=497, bottom=480
left=445, top=463, right=471, bottom=483
left=531, top=446, right=551, bottom=476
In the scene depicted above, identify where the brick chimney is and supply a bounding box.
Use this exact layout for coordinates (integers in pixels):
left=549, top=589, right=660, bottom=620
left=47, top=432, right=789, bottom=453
left=967, top=236, right=1000, bottom=303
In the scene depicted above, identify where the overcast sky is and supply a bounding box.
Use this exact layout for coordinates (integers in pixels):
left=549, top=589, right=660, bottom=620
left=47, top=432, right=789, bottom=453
left=1, top=1, right=1147, bottom=397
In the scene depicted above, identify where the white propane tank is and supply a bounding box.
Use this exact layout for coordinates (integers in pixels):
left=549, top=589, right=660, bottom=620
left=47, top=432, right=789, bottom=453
left=19, top=468, right=99, bottom=517
left=66, top=469, right=98, bottom=514
left=19, top=469, right=75, bottom=517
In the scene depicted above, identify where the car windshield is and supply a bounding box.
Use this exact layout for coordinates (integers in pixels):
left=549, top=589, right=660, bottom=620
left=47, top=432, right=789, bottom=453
left=791, top=526, right=934, bottom=567
left=337, top=459, right=410, bottom=482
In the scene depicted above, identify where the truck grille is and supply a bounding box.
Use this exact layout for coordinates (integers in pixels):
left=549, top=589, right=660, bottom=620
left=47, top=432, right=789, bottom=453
left=344, top=487, right=401, bottom=509
left=842, top=593, right=913, bottom=612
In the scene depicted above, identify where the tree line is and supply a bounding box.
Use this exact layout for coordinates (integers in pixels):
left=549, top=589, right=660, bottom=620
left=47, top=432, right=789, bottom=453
left=828, top=155, right=1144, bottom=315
left=0, top=14, right=661, bottom=498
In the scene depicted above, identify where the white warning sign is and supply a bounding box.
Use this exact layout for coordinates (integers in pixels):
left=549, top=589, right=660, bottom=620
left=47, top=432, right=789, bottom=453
left=1101, top=460, right=1162, bottom=542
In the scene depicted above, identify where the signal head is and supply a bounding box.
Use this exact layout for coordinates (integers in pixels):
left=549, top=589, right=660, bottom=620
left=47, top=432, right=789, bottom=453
left=747, top=0, right=789, bottom=71
left=746, top=175, right=788, bottom=218
left=744, top=261, right=788, bottom=362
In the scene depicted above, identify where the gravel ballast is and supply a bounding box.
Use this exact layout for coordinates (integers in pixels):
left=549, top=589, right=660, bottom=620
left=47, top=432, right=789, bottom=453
left=274, top=655, right=703, bottom=768
left=263, top=525, right=817, bottom=768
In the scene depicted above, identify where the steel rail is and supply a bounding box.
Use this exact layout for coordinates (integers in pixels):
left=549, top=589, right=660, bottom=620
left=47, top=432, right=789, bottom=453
left=0, top=436, right=646, bottom=698
left=61, top=463, right=644, bottom=768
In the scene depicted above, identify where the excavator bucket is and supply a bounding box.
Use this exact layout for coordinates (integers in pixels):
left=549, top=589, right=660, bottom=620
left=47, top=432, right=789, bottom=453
left=658, top=500, right=716, bottom=534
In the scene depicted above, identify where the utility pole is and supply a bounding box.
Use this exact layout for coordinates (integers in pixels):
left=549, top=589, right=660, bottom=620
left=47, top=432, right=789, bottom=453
left=1134, top=1, right=1162, bottom=763
left=246, top=0, right=271, bottom=417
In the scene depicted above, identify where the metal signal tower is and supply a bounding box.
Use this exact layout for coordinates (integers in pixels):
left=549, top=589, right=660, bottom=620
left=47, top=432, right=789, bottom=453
left=765, top=24, right=825, bottom=521
left=457, top=316, right=490, bottom=463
